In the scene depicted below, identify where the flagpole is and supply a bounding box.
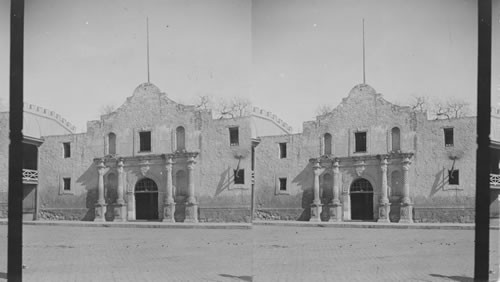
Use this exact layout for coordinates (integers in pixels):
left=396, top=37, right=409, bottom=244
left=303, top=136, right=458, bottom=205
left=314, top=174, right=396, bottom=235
left=362, top=18, right=366, bottom=84
left=147, top=17, right=150, bottom=83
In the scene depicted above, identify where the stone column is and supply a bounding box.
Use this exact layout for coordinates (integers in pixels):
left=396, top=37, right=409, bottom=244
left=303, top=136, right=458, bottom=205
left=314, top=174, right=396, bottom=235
left=126, top=190, right=135, bottom=221
left=399, top=157, right=413, bottom=223
left=185, top=155, right=198, bottom=223
left=113, top=159, right=127, bottom=222
left=329, top=159, right=343, bottom=222
left=310, top=159, right=322, bottom=222
left=163, top=156, right=176, bottom=222
left=94, top=160, right=107, bottom=222
left=377, top=156, right=391, bottom=223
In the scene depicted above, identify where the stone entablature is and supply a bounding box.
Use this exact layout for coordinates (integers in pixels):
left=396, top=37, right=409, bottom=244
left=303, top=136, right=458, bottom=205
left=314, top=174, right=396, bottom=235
left=92, top=151, right=200, bottom=223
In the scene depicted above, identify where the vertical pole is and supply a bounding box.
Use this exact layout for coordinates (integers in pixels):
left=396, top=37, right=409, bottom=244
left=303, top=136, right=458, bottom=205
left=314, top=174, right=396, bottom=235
left=8, top=0, right=25, bottom=280
left=362, top=18, right=366, bottom=84
left=146, top=17, right=150, bottom=83
left=475, top=0, right=491, bottom=280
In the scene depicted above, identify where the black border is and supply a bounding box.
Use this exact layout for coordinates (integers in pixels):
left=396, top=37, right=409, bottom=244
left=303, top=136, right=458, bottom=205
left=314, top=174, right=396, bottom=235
left=474, top=0, right=492, bottom=280
left=8, top=0, right=24, bottom=281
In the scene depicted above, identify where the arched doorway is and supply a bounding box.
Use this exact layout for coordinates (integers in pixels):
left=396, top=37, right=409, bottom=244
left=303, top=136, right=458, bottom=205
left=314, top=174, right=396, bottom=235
left=350, top=178, right=374, bottom=220
left=135, top=178, right=159, bottom=220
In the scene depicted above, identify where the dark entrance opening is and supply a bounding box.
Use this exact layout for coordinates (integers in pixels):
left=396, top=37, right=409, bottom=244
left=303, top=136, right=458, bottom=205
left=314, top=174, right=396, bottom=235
left=350, top=178, right=374, bottom=220
left=135, top=178, right=159, bottom=220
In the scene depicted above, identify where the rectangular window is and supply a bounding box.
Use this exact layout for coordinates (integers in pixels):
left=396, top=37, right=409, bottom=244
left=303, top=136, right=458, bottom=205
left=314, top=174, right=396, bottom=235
left=63, top=178, right=71, bottom=191
left=279, top=143, right=287, bottom=159
left=448, top=170, right=459, bottom=185
left=234, top=169, right=244, bottom=184
left=229, top=127, right=239, bottom=146
left=139, top=131, right=151, bottom=152
left=63, top=142, right=71, bottom=158
left=279, top=178, right=287, bottom=191
left=355, top=132, right=367, bottom=152
left=444, top=128, right=454, bottom=147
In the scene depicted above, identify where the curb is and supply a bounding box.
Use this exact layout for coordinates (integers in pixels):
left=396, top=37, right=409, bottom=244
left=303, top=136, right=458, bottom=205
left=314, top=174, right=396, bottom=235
left=1, top=219, right=496, bottom=231
left=0, top=220, right=252, bottom=230
left=252, top=220, right=485, bottom=230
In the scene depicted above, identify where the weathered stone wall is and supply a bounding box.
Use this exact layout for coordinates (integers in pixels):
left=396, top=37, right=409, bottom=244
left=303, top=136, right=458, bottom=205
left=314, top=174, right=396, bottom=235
left=35, top=83, right=287, bottom=222
left=412, top=117, right=476, bottom=210
left=255, top=84, right=477, bottom=223
left=37, top=132, right=98, bottom=220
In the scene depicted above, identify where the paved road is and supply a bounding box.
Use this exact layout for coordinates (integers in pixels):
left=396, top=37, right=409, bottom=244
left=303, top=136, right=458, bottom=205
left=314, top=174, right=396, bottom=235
left=0, top=225, right=498, bottom=281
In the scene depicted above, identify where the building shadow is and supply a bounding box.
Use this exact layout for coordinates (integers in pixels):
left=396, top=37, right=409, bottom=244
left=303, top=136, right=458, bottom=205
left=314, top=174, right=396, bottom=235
left=292, top=163, right=314, bottom=221
left=429, top=274, right=473, bottom=282
left=429, top=168, right=446, bottom=197
left=214, top=168, right=231, bottom=197
left=77, top=163, right=99, bottom=221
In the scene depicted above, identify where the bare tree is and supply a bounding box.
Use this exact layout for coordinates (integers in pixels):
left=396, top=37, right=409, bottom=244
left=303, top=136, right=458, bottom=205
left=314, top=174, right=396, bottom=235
left=195, top=95, right=214, bottom=110
left=408, top=96, right=471, bottom=119
left=409, top=96, right=430, bottom=112
left=445, top=98, right=471, bottom=118
left=215, top=97, right=252, bottom=119
left=99, top=104, right=116, bottom=115
left=315, top=105, right=333, bottom=116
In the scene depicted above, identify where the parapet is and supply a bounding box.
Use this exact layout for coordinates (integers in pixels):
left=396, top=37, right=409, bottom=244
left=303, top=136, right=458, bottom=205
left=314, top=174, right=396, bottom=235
left=246, top=106, right=293, bottom=133
left=23, top=102, right=77, bottom=133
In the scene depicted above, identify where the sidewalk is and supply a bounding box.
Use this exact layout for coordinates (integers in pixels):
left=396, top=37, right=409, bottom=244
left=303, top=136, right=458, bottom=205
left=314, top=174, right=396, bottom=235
left=1, top=218, right=496, bottom=230
left=0, top=219, right=251, bottom=229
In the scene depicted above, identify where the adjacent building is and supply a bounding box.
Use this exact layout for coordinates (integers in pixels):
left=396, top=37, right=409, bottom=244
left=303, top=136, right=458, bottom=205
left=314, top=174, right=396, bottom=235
left=0, top=103, right=76, bottom=220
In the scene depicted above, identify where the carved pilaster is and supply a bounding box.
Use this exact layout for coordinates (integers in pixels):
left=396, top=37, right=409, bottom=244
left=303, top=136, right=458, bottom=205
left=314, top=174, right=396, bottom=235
left=401, top=157, right=411, bottom=205
left=399, top=157, right=413, bottom=223
left=378, top=155, right=391, bottom=223
left=163, top=156, right=176, bottom=222
left=185, top=155, right=198, bottom=223
left=329, top=159, right=342, bottom=222
left=310, top=159, right=322, bottom=222
left=95, top=160, right=107, bottom=222
left=116, top=159, right=125, bottom=205
left=114, top=159, right=127, bottom=222
left=186, top=156, right=196, bottom=205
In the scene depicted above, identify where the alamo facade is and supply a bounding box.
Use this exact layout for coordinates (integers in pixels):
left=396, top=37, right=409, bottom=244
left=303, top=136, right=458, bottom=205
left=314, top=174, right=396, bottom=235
left=1, top=82, right=497, bottom=224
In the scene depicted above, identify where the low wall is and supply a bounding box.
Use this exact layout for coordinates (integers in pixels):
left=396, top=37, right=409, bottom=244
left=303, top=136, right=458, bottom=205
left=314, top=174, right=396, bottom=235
left=199, top=207, right=251, bottom=223
left=413, top=207, right=475, bottom=223
left=38, top=208, right=91, bottom=221
left=255, top=208, right=308, bottom=221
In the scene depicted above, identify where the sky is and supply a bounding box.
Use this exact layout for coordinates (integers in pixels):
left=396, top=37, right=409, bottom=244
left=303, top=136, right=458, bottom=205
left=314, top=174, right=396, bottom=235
left=0, top=0, right=498, bottom=132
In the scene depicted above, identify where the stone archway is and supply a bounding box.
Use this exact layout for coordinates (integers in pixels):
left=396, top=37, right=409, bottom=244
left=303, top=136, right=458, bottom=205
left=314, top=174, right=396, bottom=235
left=350, top=178, right=374, bottom=220
left=135, top=178, right=159, bottom=220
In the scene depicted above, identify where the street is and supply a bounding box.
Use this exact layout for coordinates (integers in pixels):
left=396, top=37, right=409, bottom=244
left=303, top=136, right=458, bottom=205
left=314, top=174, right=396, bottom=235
left=0, top=224, right=497, bottom=281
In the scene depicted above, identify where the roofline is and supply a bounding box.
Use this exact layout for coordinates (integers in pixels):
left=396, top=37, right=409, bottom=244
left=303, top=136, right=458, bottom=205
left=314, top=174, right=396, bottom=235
left=23, top=135, right=44, bottom=146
